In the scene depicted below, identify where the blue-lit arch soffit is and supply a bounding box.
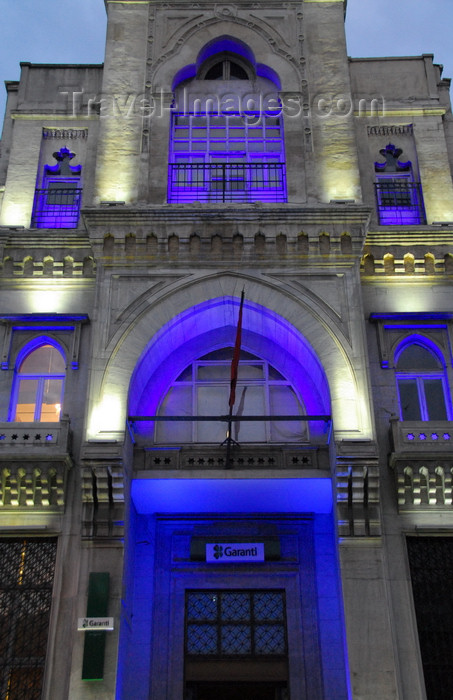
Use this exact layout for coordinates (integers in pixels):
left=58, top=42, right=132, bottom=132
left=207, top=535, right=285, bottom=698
left=129, top=296, right=330, bottom=423
left=129, top=297, right=333, bottom=515
left=171, top=35, right=282, bottom=89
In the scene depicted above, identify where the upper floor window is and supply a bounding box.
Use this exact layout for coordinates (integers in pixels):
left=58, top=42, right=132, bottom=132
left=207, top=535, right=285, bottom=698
left=168, top=42, right=286, bottom=204
left=155, top=348, right=306, bottom=444
left=32, top=147, right=82, bottom=229
left=12, top=343, right=65, bottom=422
left=200, top=54, right=252, bottom=81
left=396, top=342, right=450, bottom=421
left=374, top=144, right=426, bottom=225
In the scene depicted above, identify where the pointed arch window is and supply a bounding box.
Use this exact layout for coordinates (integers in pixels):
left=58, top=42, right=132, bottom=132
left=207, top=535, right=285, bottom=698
left=396, top=342, right=450, bottom=421
left=155, top=348, right=306, bottom=444
left=12, top=343, right=66, bottom=422
left=169, top=45, right=286, bottom=203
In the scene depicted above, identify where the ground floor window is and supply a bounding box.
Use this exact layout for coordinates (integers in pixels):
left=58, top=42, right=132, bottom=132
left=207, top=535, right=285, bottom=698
left=0, top=538, right=57, bottom=700
left=407, top=537, right=453, bottom=700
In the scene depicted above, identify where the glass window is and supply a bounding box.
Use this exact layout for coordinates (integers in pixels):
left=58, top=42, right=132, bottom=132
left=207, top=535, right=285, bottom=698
left=13, top=344, right=65, bottom=422
left=185, top=590, right=287, bottom=657
left=169, top=52, right=286, bottom=203
left=396, top=343, right=450, bottom=421
left=155, top=348, right=306, bottom=444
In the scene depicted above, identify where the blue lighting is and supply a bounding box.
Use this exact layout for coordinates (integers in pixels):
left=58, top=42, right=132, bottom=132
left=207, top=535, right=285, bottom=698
left=131, top=477, right=333, bottom=515
left=128, top=296, right=331, bottom=442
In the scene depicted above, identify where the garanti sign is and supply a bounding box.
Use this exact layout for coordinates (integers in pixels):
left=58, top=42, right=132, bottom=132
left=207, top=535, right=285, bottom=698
left=206, top=542, right=265, bottom=563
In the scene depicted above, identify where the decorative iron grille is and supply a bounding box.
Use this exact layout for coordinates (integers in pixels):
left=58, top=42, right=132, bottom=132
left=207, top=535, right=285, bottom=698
left=375, top=182, right=426, bottom=225
left=0, top=538, right=57, bottom=700
left=31, top=187, right=82, bottom=228
left=407, top=537, right=453, bottom=700
left=185, top=590, right=287, bottom=657
left=168, top=163, right=286, bottom=203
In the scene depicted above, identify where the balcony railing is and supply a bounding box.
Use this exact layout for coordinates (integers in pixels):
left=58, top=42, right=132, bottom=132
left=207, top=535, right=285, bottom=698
left=31, top=186, right=83, bottom=228
left=168, top=162, right=287, bottom=203
left=375, top=182, right=426, bottom=225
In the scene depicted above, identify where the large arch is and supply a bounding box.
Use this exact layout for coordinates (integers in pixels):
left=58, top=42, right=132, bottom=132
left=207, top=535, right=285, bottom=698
left=86, top=274, right=373, bottom=442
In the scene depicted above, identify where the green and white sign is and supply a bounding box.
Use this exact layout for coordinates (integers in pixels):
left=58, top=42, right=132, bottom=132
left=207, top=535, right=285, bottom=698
left=206, top=542, right=265, bottom=563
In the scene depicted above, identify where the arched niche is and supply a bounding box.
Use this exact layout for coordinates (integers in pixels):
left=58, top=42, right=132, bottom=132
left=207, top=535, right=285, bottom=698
left=87, top=277, right=372, bottom=441
left=152, top=25, right=300, bottom=91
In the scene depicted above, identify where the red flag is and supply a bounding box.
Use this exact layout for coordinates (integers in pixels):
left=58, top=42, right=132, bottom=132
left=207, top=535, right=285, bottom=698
left=229, top=290, right=245, bottom=409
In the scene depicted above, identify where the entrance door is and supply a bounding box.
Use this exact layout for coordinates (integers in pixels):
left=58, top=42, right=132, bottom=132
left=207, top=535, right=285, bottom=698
left=186, top=681, right=288, bottom=700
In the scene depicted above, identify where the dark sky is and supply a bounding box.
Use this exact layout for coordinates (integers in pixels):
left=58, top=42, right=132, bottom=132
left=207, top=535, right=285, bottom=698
left=0, top=0, right=452, bottom=123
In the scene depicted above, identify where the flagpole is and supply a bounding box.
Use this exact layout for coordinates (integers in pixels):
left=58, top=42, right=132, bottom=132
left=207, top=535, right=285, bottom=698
left=225, top=289, right=244, bottom=468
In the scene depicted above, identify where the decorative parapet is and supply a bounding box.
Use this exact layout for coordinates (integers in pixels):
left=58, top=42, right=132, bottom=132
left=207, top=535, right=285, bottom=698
left=0, top=418, right=72, bottom=511
left=133, top=445, right=330, bottom=471
left=335, top=445, right=380, bottom=537
left=0, top=419, right=71, bottom=450
left=390, top=419, right=453, bottom=511
left=0, top=462, right=67, bottom=509
left=394, top=462, right=453, bottom=509
left=390, top=419, right=452, bottom=453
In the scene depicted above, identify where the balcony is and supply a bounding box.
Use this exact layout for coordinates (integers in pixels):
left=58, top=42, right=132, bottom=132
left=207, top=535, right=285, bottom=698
left=389, top=419, right=453, bottom=510
left=168, top=162, right=287, bottom=204
left=375, top=181, right=426, bottom=225
left=31, top=186, right=82, bottom=228
left=0, top=418, right=72, bottom=511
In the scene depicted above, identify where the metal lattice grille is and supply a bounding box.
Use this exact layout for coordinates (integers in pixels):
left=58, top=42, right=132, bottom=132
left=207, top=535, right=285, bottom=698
left=186, top=590, right=287, bottom=657
left=407, top=537, right=453, bottom=700
left=0, top=539, right=57, bottom=700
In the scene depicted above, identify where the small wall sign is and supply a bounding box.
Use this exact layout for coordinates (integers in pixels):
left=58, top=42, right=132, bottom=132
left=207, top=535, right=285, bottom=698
left=78, top=617, right=114, bottom=631
left=206, top=542, right=265, bottom=563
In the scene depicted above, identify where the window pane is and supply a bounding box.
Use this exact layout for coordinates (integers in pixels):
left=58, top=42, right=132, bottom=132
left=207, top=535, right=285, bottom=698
left=15, top=379, right=39, bottom=422
left=221, top=593, right=250, bottom=621
left=197, top=385, right=229, bottom=442
left=269, top=385, right=306, bottom=442
left=424, top=379, right=448, bottom=420
left=397, top=344, right=441, bottom=370
left=20, top=345, right=65, bottom=374
left=156, top=386, right=192, bottom=443
left=40, top=379, right=63, bottom=422
left=398, top=379, right=421, bottom=421
left=232, top=385, right=266, bottom=442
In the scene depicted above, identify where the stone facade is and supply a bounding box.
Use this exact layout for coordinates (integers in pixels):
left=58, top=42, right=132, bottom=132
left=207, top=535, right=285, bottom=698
left=0, top=1, right=453, bottom=699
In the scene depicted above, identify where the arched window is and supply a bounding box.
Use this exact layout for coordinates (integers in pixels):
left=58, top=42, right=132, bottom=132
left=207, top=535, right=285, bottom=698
left=155, top=348, right=306, bottom=444
left=396, top=342, right=450, bottom=421
left=12, top=343, right=66, bottom=422
left=169, top=42, right=286, bottom=204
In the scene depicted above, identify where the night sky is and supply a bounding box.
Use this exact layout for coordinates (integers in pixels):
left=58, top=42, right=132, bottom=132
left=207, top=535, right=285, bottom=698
left=0, top=0, right=452, bottom=124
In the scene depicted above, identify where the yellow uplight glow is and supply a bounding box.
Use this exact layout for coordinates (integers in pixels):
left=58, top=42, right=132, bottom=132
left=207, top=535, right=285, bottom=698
left=89, top=395, right=125, bottom=438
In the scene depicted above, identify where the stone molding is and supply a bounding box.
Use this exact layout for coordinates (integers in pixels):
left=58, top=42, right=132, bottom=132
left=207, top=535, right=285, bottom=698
left=336, top=455, right=380, bottom=537
left=42, top=128, right=88, bottom=140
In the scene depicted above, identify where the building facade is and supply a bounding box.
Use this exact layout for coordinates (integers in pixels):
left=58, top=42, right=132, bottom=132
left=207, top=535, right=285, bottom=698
left=1, top=1, right=453, bottom=699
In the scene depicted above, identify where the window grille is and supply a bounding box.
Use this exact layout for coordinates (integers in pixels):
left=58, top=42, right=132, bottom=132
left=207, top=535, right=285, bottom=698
left=375, top=180, right=426, bottom=225
left=185, top=590, right=287, bottom=658
left=169, top=112, right=286, bottom=203
left=31, top=186, right=82, bottom=228
left=407, top=537, right=453, bottom=700
left=0, top=538, right=57, bottom=700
